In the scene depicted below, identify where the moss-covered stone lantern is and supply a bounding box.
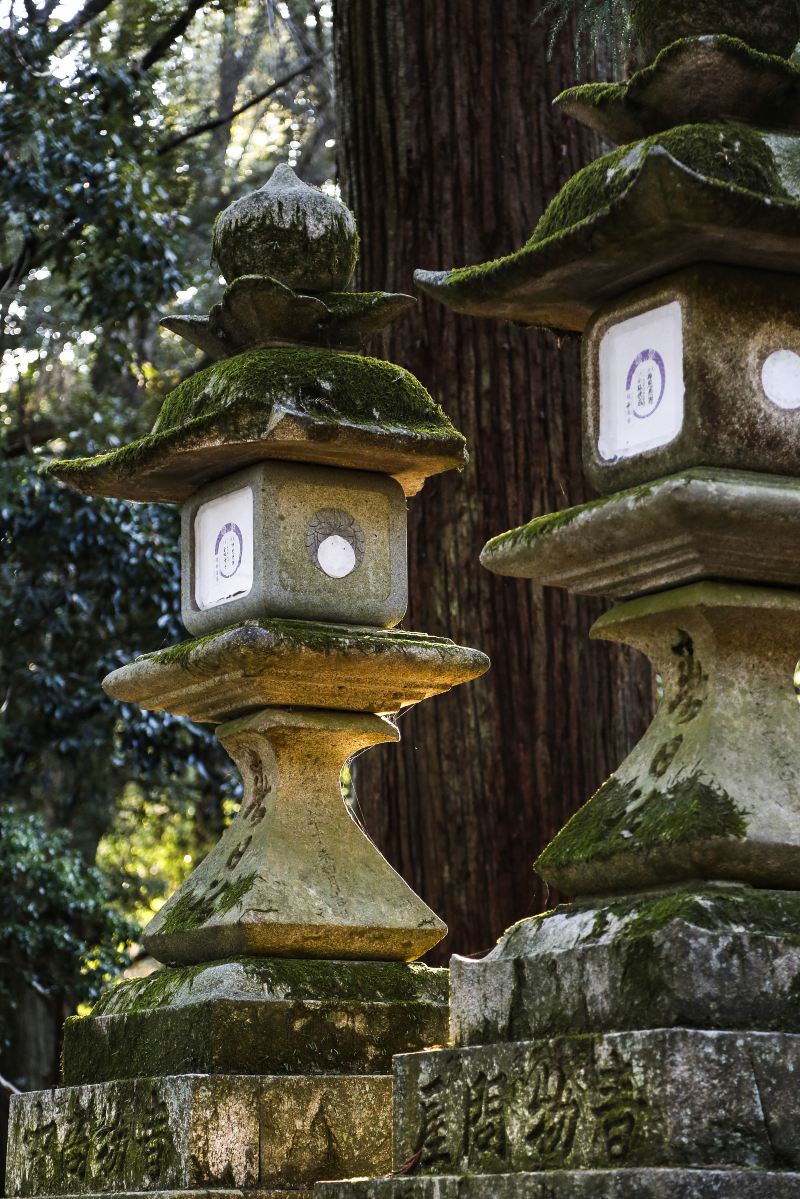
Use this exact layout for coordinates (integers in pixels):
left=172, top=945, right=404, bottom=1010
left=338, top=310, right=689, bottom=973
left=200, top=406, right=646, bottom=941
left=4, top=165, right=488, bottom=1199
left=318, top=4, right=800, bottom=1198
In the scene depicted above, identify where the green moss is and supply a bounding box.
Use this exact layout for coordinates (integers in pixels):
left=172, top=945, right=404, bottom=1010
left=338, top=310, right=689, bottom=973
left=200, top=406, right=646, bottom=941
left=47, top=348, right=463, bottom=490
left=147, top=618, right=454, bottom=670
left=482, top=479, right=659, bottom=558
left=629, top=0, right=800, bottom=60
left=90, top=962, right=210, bottom=1016
left=558, top=34, right=800, bottom=118
left=531, top=123, right=789, bottom=247
left=213, top=197, right=359, bottom=290
left=433, top=123, right=798, bottom=304
left=157, top=871, right=257, bottom=935
left=89, top=957, right=448, bottom=1017
left=537, top=770, right=748, bottom=873
left=152, top=348, right=446, bottom=435
left=501, top=883, right=800, bottom=955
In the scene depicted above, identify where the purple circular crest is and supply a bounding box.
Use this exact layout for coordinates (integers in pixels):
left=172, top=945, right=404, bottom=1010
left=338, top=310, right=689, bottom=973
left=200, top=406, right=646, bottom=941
left=214, top=521, right=244, bottom=578
left=626, top=349, right=666, bottom=419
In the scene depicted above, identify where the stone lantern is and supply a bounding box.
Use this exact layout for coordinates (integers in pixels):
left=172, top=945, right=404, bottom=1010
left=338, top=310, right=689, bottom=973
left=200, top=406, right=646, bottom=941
left=4, top=165, right=488, bottom=1199
left=319, top=5, right=800, bottom=1197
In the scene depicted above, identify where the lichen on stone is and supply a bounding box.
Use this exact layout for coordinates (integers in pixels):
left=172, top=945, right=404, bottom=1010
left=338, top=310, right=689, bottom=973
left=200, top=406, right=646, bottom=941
left=536, top=770, right=749, bottom=876
left=146, top=617, right=454, bottom=670
left=530, top=123, right=791, bottom=248
left=157, top=871, right=258, bottom=935
left=212, top=163, right=359, bottom=291
left=46, top=347, right=465, bottom=494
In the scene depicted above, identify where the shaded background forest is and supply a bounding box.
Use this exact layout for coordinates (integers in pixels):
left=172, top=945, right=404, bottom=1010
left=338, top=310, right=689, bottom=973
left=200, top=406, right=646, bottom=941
left=0, top=0, right=651, bottom=1186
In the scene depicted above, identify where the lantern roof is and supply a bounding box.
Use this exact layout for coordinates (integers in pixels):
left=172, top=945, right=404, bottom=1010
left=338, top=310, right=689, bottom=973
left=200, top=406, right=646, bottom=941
left=47, top=348, right=466, bottom=502
left=557, top=36, right=800, bottom=147
left=414, top=4, right=800, bottom=334
left=48, top=165, right=465, bottom=501
left=416, top=127, right=800, bottom=333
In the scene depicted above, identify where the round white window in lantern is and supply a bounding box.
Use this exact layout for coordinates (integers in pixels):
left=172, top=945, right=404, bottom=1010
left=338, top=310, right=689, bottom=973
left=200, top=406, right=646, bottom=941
left=317, top=533, right=357, bottom=578
left=762, top=349, right=800, bottom=410
left=306, top=508, right=365, bottom=579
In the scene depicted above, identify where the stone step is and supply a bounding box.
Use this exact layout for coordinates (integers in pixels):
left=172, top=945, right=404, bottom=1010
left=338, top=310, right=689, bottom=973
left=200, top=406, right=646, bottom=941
left=316, top=1169, right=800, bottom=1197
left=389, top=1030, right=800, bottom=1175
left=63, top=959, right=447, bottom=1084
left=449, top=888, right=800, bottom=1044
left=6, top=1075, right=390, bottom=1197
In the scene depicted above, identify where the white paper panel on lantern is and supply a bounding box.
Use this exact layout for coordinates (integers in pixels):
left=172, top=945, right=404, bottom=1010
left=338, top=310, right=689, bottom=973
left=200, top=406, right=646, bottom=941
left=598, top=301, right=685, bottom=462
left=194, top=486, right=254, bottom=610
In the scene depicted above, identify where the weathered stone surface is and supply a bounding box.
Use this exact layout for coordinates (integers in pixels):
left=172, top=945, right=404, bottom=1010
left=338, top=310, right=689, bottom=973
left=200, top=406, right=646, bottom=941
left=629, top=0, right=800, bottom=62
left=480, top=468, right=800, bottom=598
left=535, top=583, right=800, bottom=895
left=557, top=36, right=800, bottom=145
left=162, top=276, right=415, bottom=360
left=180, top=461, right=408, bottom=637
left=414, top=132, right=800, bottom=333
left=63, top=958, right=448, bottom=1083
left=6, top=1074, right=391, bottom=1197
left=47, top=348, right=467, bottom=503
left=259, top=1075, right=390, bottom=1188
left=119, top=709, right=446, bottom=964
left=6, top=1193, right=313, bottom=1199
left=582, top=267, right=800, bottom=495
left=102, top=621, right=489, bottom=723
left=449, top=886, right=800, bottom=1044
left=389, top=1030, right=800, bottom=1175
left=317, top=1170, right=800, bottom=1197
left=6, top=1076, right=259, bottom=1196
left=212, top=164, right=358, bottom=291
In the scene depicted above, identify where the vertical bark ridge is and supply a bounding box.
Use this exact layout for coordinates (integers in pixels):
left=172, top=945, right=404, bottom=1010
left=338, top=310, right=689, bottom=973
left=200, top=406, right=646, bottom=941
left=334, top=0, right=653, bottom=961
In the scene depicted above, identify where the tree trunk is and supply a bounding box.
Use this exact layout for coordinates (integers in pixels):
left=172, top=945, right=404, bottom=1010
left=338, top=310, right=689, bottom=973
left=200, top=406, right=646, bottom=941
left=333, top=0, right=653, bottom=963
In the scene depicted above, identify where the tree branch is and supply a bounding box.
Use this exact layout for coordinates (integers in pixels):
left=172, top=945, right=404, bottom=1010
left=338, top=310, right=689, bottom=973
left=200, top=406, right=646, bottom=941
left=0, top=1072, right=21, bottom=1098
left=48, top=0, right=115, bottom=49
left=157, top=53, right=325, bottom=155
left=137, top=0, right=207, bottom=74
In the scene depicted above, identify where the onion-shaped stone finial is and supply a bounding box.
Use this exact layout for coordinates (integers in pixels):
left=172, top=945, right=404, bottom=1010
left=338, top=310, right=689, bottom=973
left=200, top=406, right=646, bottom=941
left=212, top=163, right=359, bottom=291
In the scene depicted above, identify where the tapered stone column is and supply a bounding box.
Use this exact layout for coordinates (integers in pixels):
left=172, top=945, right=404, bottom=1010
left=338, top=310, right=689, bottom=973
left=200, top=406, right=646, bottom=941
left=4, top=166, right=488, bottom=1199
left=317, top=2, right=800, bottom=1196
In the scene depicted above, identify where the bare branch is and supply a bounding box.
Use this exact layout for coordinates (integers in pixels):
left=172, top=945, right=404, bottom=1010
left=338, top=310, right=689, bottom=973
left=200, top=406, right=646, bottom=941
left=157, top=53, right=325, bottom=155
left=48, top=0, right=115, bottom=48
left=0, top=1072, right=21, bottom=1098
left=137, top=0, right=207, bottom=74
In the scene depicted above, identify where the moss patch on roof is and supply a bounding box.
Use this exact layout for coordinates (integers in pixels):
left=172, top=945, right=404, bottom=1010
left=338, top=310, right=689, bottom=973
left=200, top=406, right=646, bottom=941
left=556, top=36, right=800, bottom=144
left=46, top=348, right=464, bottom=492
left=532, top=123, right=790, bottom=247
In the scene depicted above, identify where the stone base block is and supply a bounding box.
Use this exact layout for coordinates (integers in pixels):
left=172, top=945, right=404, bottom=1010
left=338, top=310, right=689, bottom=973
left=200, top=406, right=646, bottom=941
left=449, top=886, right=800, bottom=1044
left=317, top=1169, right=800, bottom=1197
left=6, top=1074, right=390, bottom=1197
left=63, top=958, right=448, bottom=1083
left=390, top=1029, right=800, bottom=1174
left=5, top=1192, right=312, bottom=1199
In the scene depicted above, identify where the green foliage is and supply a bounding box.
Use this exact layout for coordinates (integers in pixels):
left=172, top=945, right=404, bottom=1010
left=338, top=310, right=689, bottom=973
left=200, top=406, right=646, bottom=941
left=0, top=12, right=187, bottom=327
left=0, top=454, right=235, bottom=859
left=0, top=806, right=135, bottom=1050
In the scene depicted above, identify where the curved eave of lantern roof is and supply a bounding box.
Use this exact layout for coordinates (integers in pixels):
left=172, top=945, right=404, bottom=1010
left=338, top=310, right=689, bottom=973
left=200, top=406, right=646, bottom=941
left=414, top=124, right=800, bottom=334
left=556, top=36, right=800, bottom=146
left=479, top=468, right=800, bottom=598
left=101, top=618, right=491, bottom=723
left=45, top=348, right=467, bottom=503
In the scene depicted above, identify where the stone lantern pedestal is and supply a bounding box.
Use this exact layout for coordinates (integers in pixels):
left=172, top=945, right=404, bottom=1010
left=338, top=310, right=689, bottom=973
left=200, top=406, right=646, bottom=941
left=317, top=4, right=800, bottom=1197
left=4, top=166, right=488, bottom=1199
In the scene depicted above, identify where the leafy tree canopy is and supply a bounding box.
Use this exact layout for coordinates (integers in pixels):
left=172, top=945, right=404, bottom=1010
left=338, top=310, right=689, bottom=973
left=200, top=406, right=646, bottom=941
left=0, top=0, right=335, bottom=1036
